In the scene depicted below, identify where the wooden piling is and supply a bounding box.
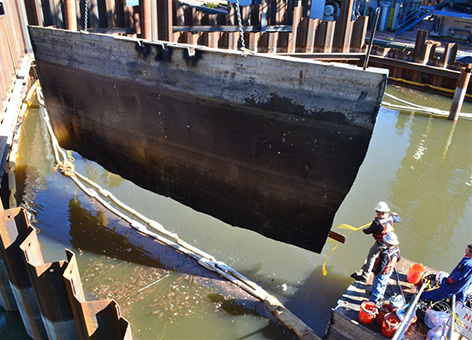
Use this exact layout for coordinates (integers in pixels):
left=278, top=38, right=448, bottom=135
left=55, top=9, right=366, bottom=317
left=449, top=65, right=471, bottom=121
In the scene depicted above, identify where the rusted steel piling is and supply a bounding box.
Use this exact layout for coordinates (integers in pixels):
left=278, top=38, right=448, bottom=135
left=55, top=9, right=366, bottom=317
left=0, top=207, right=133, bottom=339
left=0, top=209, right=48, bottom=338
left=0, top=0, right=30, bottom=117
left=21, top=229, right=80, bottom=339
left=449, top=65, right=472, bottom=121
left=64, top=0, right=77, bottom=30
left=18, top=0, right=471, bottom=98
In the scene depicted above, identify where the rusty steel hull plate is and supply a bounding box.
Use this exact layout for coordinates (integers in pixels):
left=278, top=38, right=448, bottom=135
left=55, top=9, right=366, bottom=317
left=29, top=26, right=388, bottom=253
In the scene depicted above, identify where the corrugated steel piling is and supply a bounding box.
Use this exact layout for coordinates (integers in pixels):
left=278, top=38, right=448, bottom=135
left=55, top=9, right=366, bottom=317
left=449, top=64, right=472, bottom=121
left=0, top=255, right=18, bottom=311
left=20, top=230, right=81, bottom=340
left=9, top=0, right=468, bottom=100
left=288, top=1, right=302, bottom=53
left=62, top=250, right=133, bottom=339
left=0, top=204, right=133, bottom=339
left=350, top=15, right=368, bottom=53
left=333, top=0, right=354, bottom=52
left=0, top=208, right=48, bottom=339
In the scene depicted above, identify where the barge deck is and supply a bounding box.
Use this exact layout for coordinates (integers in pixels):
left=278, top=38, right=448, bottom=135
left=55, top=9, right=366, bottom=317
left=326, top=258, right=433, bottom=340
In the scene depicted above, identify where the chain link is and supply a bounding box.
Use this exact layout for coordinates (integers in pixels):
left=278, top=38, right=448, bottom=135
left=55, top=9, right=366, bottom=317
left=233, top=0, right=245, bottom=51
left=84, top=0, right=89, bottom=31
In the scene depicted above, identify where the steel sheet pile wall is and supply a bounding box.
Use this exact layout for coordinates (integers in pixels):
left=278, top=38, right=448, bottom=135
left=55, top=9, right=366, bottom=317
left=22, top=0, right=471, bottom=96
left=0, top=0, right=30, bottom=118
left=22, top=0, right=370, bottom=53
left=0, top=207, right=133, bottom=339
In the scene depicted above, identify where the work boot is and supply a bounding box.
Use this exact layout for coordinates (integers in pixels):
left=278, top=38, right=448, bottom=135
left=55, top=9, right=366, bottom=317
left=351, top=272, right=369, bottom=283
left=350, top=271, right=363, bottom=280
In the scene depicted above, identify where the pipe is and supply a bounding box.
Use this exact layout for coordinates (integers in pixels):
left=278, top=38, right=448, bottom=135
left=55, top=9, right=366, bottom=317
left=392, top=282, right=427, bottom=340
left=447, top=294, right=455, bottom=339
left=449, top=64, right=471, bottom=121
left=141, top=0, right=152, bottom=40
left=393, top=268, right=405, bottom=300
left=363, top=7, right=380, bottom=70
left=64, top=0, right=78, bottom=30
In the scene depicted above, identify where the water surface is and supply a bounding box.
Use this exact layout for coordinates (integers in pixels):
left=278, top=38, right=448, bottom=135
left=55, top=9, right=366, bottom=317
left=5, top=85, right=472, bottom=339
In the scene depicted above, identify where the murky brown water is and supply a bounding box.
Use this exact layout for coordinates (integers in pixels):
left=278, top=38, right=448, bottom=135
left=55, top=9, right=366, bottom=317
left=2, top=85, right=471, bottom=339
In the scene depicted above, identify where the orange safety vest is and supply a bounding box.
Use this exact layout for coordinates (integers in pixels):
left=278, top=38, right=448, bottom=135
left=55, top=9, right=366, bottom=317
left=373, top=214, right=394, bottom=243
left=374, top=246, right=400, bottom=274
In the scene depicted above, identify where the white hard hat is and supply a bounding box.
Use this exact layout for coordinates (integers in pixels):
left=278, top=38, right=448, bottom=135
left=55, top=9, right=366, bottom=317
left=383, top=232, right=399, bottom=246
left=375, top=201, right=390, bottom=212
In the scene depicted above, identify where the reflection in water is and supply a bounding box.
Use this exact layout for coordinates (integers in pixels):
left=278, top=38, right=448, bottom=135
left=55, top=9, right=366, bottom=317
left=67, top=197, right=294, bottom=340
left=68, top=198, right=160, bottom=267
left=390, top=114, right=471, bottom=268
left=11, top=87, right=472, bottom=339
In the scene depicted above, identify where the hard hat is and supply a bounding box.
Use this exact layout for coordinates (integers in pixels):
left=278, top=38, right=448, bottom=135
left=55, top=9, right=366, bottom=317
left=383, top=232, right=399, bottom=246
left=375, top=201, right=390, bottom=212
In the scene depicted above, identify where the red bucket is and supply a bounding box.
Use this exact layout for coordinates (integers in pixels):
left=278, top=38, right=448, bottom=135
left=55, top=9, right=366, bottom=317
left=376, top=300, right=393, bottom=325
left=359, top=301, right=377, bottom=325
left=382, top=312, right=401, bottom=338
left=407, top=263, right=425, bottom=284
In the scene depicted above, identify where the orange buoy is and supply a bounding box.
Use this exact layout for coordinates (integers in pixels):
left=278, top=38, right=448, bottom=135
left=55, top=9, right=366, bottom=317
left=381, top=312, right=401, bottom=338
left=359, top=301, right=377, bottom=325
left=407, top=263, right=425, bottom=284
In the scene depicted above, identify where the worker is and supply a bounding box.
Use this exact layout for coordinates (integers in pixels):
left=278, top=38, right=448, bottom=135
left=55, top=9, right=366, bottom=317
left=369, top=232, right=401, bottom=303
left=421, top=244, right=472, bottom=303
left=351, top=201, right=401, bottom=283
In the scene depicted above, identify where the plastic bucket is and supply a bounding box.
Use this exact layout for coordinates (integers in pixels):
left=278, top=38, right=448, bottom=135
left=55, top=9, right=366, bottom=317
left=376, top=300, right=392, bottom=325
left=382, top=312, right=401, bottom=338
left=359, top=301, right=377, bottom=325
left=407, top=263, right=424, bottom=284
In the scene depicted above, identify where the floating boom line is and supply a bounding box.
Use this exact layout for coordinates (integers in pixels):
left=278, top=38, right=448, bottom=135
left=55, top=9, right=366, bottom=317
left=35, top=85, right=319, bottom=340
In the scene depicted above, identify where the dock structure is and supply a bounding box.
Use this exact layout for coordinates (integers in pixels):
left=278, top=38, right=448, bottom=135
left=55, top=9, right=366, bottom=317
left=12, top=0, right=472, bottom=98
left=325, top=258, right=431, bottom=340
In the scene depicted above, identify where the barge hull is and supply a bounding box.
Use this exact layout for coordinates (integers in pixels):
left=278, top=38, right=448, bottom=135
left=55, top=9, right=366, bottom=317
left=29, top=26, right=388, bottom=253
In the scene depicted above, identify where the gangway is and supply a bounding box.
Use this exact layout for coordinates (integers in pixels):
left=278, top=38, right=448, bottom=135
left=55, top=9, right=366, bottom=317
left=396, top=6, right=435, bottom=35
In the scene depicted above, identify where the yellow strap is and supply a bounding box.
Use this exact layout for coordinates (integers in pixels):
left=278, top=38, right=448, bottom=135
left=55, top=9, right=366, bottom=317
left=322, top=222, right=371, bottom=276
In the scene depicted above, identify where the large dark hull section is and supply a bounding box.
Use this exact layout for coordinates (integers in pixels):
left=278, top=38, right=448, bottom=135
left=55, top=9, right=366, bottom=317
left=29, top=26, right=388, bottom=253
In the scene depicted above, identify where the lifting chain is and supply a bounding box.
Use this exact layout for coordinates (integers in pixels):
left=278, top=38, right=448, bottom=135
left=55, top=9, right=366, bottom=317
left=84, top=0, right=89, bottom=31
left=233, top=0, right=245, bottom=51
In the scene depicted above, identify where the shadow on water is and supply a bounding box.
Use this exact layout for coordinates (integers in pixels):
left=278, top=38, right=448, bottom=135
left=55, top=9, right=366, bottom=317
left=68, top=198, right=227, bottom=281
left=0, top=306, right=28, bottom=339
left=284, top=266, right=352, bottom=337
left=67, top=199, right=298, bottom=340
left=207, top=293, right=296, bottom=340
left=237, top=261, right=353, bottom=338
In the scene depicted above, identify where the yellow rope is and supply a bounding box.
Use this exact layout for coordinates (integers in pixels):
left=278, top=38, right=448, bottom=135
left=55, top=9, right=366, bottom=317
left=322, top=222, right=371, bottom=276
